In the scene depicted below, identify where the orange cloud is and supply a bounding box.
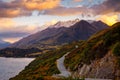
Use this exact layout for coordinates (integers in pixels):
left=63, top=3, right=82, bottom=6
left=0, top=18, right=39, bottom=33
left=45, top=20, right=58, bottom=26
left=24, top=0, right=60, bottom=10
left=0, top=18, right=15, bottom=29
left=44, top=6, right=89, bottom=16
left=2, top=37, right=22, bottom=43
left=97, top=14, right=119, bottom=26
left=0, top=0, right=60, bottom=18
left=5, top=9, right=20, bottom=17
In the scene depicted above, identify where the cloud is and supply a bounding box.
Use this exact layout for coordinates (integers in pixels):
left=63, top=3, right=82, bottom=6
left=0, top=0, right=31, bottom=18
left=0, top=1, right=21, bottom=17
left=24, top=0, right=60, bottom=10
left=0, top=0, right=120, bottom=18
left=45, top=20, right=58, bottom=26
left=2, top=37, right=23, bottom=43
left=0, top=32, right=28, bottom=38
left=0, top=18, right=15, bottom=28
left=97, top=14, right=119, bottom=26
left=0, top=18, right=41, bottom=43
left=0, top=0, right=60, bottom=18
left=0, top=25, right=39, bottom=43
left=44, top=6, right=90, bottom=16
left=91, top=0, right=120, bottom=15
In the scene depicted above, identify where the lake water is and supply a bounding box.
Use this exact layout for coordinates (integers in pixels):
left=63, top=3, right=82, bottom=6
left=0, top=57, right=34, bottom=80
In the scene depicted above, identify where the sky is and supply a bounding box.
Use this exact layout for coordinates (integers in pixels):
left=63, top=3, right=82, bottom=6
left=0, top=0, right=120, bottom=43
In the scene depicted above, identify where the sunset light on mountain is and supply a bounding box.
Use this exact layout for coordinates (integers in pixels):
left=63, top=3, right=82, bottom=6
left=0, top=0, right=120, bottom=80
left=0, top=0, right=119, bottom=43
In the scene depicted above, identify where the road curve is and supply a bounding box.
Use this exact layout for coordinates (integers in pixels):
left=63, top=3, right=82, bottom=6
left=53, top=52, right=71, bottom=77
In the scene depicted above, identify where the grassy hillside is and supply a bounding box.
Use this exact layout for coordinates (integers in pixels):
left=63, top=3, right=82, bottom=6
left=10, top=41, right=83, bottom=80
left=64, top=22, right=120, bottom=71
left=10, top=22, right=120, bottom=80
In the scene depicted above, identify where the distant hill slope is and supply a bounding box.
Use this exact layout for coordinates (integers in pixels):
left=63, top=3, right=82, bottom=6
left=0, top=40, right=11, bottom=49
left=10, top=20, right=108, bottom=48
left=10, top=22, right=120, bottom=80
left=0, top=48, right=41, bottom=57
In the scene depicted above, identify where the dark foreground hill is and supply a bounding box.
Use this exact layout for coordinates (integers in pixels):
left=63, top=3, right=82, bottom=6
left=10, top=22, right=120, bottom=80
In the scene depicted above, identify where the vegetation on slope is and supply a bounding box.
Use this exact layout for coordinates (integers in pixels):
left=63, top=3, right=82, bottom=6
left=10, top=22, right=119, bottom=80
left=65, top=22, right=120, bottom=71
left=10, top=41, right=83, bottom=80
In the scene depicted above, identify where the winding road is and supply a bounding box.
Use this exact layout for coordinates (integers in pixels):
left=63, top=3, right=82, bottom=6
left=53, top=52, right=71, bottom=78
left=53, top=49, right=112, bottom=80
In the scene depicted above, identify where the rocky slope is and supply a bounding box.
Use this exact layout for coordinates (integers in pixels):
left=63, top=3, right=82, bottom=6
left=65, top=22, right=120, bottom=80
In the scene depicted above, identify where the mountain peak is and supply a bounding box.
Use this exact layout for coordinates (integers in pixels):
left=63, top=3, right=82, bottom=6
left=78, top=20, right=91, bottom=25
left=75, top=20, right=91, bottom=26
left=50, top=19, right=80, bottom=28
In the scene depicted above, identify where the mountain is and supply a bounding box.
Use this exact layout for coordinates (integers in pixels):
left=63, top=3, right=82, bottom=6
left=0, top=40, right=11, bottom=49
left=10, top=20, right=108, bottom=48
left=64, top=22, right=120, bottom=79
left=11, top=27, right=67, bottom=48
left=91, top=20, right=108, bottom=30
left=1, top=20, right=108, bottom=57
left=10, top=22, right=120, bottom=80
left=38, top=18, right=80, bottom=32
left=51, top=18, right=80, bottom=28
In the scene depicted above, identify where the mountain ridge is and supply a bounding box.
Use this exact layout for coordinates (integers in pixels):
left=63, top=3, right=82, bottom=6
left=10, top=20, right=108, bottom=48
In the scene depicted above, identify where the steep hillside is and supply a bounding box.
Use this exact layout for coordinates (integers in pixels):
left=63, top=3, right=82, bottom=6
left=64, top=22, right=120, bottom=79
left=10, top=22, right=119, bottom=80
left=10, top=41, right=83, bottom=80
left=11, top=20, right=108, bottom=49
left=11, top=27, right=67, bottom=48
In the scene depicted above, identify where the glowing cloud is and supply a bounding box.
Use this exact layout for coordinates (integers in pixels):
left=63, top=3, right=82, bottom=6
left=0, top=18, right=15, bottom=29
left=97, top=14, right=118, bottom=26
left=44, top=6, right=88, bottom=16
left=2, top=37, right=22, bottom=43
left=24, top=0, right=60, bottom=10
left=45, top=20, right=58, bottom=26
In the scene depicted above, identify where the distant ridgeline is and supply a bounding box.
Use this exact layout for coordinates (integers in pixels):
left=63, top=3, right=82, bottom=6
left=10, top=20, right=108, bottom=49
left=10, top=22, right=120, bottom=80
left=0, top=20, right=108, bottom=58
left=0, top=48, right=41, bottom=57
